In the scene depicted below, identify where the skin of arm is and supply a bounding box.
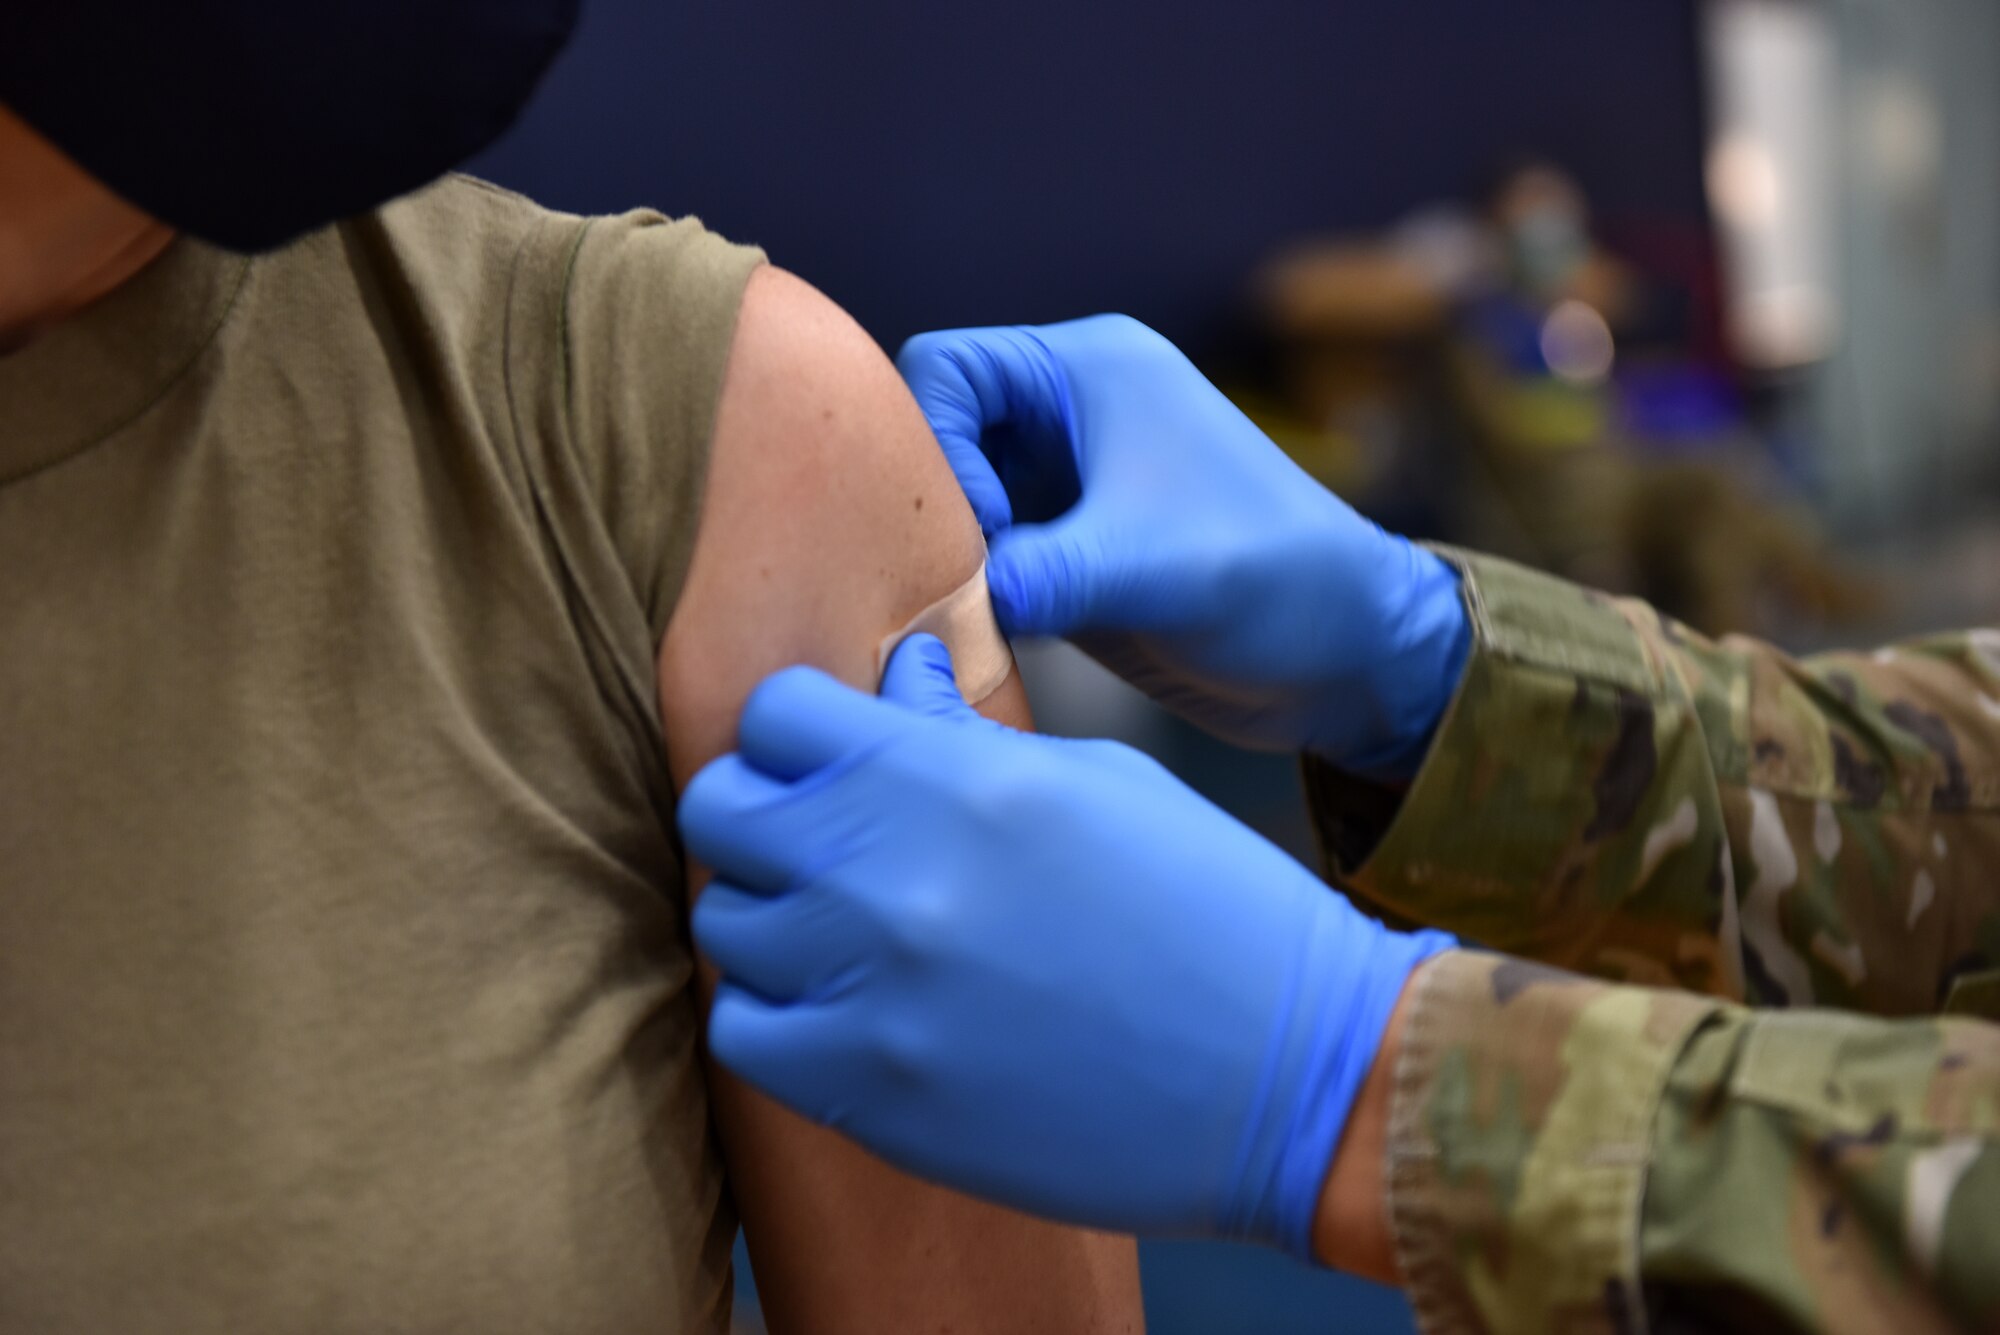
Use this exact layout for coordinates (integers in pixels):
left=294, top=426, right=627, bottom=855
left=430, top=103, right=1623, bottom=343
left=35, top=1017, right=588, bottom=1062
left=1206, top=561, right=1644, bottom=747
left=1311, top=974, right=1406, bottom=1286
left=657, top=267, right=1143, bottom=1332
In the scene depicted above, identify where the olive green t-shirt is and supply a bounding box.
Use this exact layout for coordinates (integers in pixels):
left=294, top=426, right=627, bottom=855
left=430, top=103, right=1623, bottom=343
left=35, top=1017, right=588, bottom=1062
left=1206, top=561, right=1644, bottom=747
left=0, top=176, right=764, bottom=1333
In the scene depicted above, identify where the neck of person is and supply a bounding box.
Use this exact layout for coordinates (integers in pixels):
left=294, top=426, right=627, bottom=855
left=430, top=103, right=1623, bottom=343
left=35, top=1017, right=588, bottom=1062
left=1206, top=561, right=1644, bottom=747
left=0, top=103, right=176, bottom=353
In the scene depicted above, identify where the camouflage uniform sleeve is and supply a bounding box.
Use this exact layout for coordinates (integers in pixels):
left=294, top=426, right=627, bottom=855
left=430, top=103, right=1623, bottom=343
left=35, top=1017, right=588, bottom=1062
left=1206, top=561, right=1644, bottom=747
left=1305, top=549, right=2000, bottom=1017
left=1389, top=949, right=2000, bottom=1335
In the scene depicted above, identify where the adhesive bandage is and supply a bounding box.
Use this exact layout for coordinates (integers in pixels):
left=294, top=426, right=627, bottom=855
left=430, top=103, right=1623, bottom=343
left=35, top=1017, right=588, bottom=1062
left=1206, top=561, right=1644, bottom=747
left=874, top=561, right=1014, bottom=705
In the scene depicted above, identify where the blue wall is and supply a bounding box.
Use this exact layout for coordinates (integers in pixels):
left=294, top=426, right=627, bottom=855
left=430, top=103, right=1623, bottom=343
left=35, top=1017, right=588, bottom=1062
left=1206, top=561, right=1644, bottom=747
left=471, top=0, right=1708, bottom=357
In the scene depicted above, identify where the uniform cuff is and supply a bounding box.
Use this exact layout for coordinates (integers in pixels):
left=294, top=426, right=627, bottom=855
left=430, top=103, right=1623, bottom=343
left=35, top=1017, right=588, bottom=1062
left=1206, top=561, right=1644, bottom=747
left=1386, top=951, right=1715, bottom=1335
left=1303, top=551, right=1711, bottom=968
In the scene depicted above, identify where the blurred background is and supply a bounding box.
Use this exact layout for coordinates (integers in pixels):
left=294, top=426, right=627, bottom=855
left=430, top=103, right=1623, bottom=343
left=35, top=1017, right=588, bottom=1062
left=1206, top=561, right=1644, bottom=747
left=472, top=0, right=2000, bottom=1329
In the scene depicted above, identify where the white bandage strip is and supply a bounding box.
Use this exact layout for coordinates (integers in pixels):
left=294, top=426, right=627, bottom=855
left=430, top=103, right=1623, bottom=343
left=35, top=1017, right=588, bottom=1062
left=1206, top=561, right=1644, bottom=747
left=874, top=560, right=1014, bottom=705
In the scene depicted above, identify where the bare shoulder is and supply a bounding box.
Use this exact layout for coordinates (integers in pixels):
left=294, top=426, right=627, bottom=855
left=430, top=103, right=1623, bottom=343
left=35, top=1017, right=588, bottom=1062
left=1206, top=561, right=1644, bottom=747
left=656, top=266, right=988, bottom=785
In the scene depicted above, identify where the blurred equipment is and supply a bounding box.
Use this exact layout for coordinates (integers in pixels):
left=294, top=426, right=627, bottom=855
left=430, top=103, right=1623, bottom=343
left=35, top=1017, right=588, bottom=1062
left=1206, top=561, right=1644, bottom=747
left=1251, top=158, right=1877, bottom=638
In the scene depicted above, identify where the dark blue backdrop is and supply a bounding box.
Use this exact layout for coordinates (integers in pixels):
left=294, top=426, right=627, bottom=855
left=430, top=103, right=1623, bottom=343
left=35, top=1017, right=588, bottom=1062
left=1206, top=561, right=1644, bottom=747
left=471, top=0, right=1708, bottom=358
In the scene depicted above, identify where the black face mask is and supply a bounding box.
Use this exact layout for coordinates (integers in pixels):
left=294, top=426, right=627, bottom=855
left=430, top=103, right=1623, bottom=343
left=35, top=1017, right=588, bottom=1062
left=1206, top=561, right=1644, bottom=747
left=0, top=0, right=579, bottom=252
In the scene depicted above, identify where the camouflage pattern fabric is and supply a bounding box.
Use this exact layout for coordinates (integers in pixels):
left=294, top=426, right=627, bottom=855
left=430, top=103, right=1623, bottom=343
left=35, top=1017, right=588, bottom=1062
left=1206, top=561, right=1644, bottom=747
left=1388, top=951, right=1999, bottom=1333
left=1304, top=551, right=2000, bottom=1333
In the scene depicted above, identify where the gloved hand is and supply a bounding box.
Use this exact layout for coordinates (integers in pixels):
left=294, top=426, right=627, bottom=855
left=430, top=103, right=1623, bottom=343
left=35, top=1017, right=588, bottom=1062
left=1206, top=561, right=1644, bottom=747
left=680, top=635, right=1454, bottom=1255
left=897, top=316, right=1471, bottom=779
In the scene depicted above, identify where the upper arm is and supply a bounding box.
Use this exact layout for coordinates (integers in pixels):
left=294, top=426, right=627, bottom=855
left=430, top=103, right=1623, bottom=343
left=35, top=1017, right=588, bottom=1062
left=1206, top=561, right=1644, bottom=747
left=657, top=267, right=1141, bottom=1332
left=658, top=266, right=1003, bottom=766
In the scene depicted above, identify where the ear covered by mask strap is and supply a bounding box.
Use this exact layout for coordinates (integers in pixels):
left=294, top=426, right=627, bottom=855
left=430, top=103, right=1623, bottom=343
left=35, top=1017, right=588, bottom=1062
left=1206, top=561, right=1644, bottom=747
left=875, top=561, right=1015, bottom=706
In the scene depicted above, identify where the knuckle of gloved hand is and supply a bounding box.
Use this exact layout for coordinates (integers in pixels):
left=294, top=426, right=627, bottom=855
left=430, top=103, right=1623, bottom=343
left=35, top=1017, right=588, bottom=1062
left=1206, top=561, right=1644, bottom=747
left=707, top=993, right=760, bottom=1073
left=962, top=743, right=1059, bottom=833
left=1087, top=311, right=1155, bottom=345
left=742, top=663, right=828, bottom=734
left=1205, top=537, right=1281, bottom=610
left=1108, top=314, right=1184, bottom=368
left=878, top=873, right=961, bottom=966
left=677, top=751, right=745, bottom=823
left=879, top=736, right=973, bottom=812
left=868, top=1010, right=938, bottom=1090
left=893, top=328, right=951, bottom=371
left=1080, top=735, right=1165, bottom=785
left=687, top=891, right=726, bottom=953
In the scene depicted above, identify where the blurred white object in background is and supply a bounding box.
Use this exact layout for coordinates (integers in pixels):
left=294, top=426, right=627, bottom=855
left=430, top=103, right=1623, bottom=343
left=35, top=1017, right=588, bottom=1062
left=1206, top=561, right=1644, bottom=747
left=1704, top=0, right=2000, bottom=534
left=1703, top=0, right=1840, bottom=371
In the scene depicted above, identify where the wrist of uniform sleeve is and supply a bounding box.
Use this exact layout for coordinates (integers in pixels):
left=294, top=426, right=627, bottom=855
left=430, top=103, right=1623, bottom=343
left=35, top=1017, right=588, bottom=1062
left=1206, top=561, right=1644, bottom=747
left=1386, top=950, right=1719, bottom=1335
left=1303, top=551, right=1724, bottom=975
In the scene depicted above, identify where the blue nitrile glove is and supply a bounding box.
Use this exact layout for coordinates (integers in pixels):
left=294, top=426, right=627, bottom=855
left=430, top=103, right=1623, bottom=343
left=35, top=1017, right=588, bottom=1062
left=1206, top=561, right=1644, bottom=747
left=680, top=635, right=1454, bottom=1255
left=897, top=316, right=1471, bottom=780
